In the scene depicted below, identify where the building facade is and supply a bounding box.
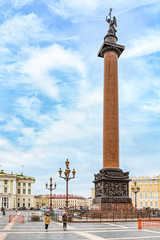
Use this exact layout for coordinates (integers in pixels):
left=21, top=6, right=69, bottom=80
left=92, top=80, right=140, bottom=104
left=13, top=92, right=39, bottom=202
left=87, top=197, right=92, bottom=209
left=34, top=194, right=50, bottom=208
left=34, top=194, right=89, bottom=210
left=0, top=170, right=35, bottom=209
left=51, top=194, right=87, bottom=209
left=129, top=175, right=160, bottom=209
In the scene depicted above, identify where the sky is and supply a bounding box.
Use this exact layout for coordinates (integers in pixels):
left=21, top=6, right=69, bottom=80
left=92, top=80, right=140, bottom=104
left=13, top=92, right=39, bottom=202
left=0, top=0, right=160, bottom=198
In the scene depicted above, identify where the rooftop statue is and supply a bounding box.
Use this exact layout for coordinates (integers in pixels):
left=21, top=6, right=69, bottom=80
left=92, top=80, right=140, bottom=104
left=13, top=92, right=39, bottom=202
left=106, top=8, right=117, bottom=35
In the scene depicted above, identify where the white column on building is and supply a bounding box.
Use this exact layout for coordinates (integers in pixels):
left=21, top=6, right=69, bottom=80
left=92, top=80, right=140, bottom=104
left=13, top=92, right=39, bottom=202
left=26, top=183, right=28, bottom=195
left=26, top=183, right=28, bottom=207
left=21, top=182, right=23, bottom=195
left=8, top=180, right=11, bottom=193
left=8, top=180, right=11, bottom=209
left=13, top=180, right=16, bottom=195
left=0, top=180, right=2, bottom=207
left=31, top=182, right=34, bottom=196
left=0, top=180, right=2, bottom=194
left=0, top=180, right=3, bottom=208
left=1, top=180, right=4, bottom=194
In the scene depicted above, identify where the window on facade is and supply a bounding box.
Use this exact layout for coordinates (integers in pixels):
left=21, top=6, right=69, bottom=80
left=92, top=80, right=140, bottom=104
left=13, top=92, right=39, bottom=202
left=145, top=191, right=147, bottom=198
left=28, top=183, right=31, bottom=187
left=150, top=185, right=152, bottom=188
left=23, top=198, right=25, bottom=201
left=28, top=189, right=31, bottom=194
left=140, top=185, right=142, bottom=189
left=17, top=203, right=20, bottom=207
left=4, top=180, right=7, bottom=184
left=155, top=201, right=158, bottom=207
left=28, top=203, right=30, bottom=208
left=28, top=198, right=30, bottom=202
left=4, top=187, right=7, bottom=193
left=150, top=191, right=152, bottom=198
left=18, top=198, right=20, bottom=201
left=18, top=183, right=20, bottom=186
left=130, top=193, right=132, bottom=198
left=23, top=189, right=26, bottom=194
left=23, top=203, right=25, bottom=207
left=150, top=202, right=153, bottom=207
left=155, top=185, right=158, bottom=188
left=140, top=202, right=143, bottom=207
left=145, top=185, right=147, bottom=189
left=23, top=183, right=26, bottom=186
left=18, top=189, right=20, bottom=194
left=140, top=192, right=143, bottom=198
left=155, top=191, right=158, bottom=198
left=145, top=202, right=148, bottom=207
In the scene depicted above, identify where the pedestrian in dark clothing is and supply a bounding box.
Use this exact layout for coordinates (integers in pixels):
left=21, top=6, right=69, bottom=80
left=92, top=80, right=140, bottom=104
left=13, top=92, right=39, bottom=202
left=2, top=207, right=5, bottom=216
left=62, top=212, right=68, bottom=230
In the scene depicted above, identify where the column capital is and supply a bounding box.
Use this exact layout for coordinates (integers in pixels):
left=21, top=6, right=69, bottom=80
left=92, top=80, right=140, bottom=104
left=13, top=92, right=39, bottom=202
left=98, top=41, right=125, bottom=58
left=98, top=34, right=124, bottom=58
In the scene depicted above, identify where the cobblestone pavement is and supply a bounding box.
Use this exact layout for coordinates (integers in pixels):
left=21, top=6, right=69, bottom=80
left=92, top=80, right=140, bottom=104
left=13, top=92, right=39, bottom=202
left=1, top=211, right=160, bottom=239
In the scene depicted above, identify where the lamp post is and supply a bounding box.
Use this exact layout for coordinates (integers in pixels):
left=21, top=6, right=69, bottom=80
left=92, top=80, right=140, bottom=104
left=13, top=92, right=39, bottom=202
left=58, top=159, right=76, bottom=213
left=131, top=181, right=140, bottom=209
left=46, top=177, right=56, bottom=213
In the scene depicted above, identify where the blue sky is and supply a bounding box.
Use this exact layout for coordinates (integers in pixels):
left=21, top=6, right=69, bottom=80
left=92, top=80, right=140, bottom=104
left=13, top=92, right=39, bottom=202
left=0, top=0, right=160, bottom=197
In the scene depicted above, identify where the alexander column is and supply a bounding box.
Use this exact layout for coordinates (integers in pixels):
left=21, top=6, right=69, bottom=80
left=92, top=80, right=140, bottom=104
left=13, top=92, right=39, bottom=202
left=93, top=9, right=132, bottom=213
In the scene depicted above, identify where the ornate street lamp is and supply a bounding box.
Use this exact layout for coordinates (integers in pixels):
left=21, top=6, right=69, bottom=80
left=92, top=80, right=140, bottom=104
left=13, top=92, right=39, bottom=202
left=46, top=177, right=56, bottom=213
left=58, top=159, right=76, bottom=213
left=131, top=181, right=140, bottom=209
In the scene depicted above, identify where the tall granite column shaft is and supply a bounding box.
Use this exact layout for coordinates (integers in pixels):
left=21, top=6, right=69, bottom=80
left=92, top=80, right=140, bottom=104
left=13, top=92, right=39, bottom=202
left=93, top=34, right=132, bottom=207
left=103, top=50, right=119, bottom=168
left=98, top=34, right=124, bottom=169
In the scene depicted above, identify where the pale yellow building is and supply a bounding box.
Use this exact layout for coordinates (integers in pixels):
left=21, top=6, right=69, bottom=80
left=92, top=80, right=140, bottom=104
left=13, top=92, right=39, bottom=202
left=0, top=169, right=35, bottom=209
left=129, top=175, right=160, bottom=209
left=88, top=188, right=95, bottom=209
left=91, top=188, right=95, bottom=199
left=34, top=194, right=50, bottom=208
left=51, top=194, right=87, bottom=209
left=87, top=197, right=92, bottom=209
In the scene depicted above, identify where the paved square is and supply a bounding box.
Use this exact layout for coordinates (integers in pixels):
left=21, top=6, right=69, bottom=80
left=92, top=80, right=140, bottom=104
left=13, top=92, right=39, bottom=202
left=1, top=211, right=160, bottom=240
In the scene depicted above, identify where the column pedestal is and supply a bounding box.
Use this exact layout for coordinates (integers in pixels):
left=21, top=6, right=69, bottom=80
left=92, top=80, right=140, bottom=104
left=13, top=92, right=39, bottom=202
left=92, top=168, right=133, bottom=213
left=93, top=168, right=131, bottom=204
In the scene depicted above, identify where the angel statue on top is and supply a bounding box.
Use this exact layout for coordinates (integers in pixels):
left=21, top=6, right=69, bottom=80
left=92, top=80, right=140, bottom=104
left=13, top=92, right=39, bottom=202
left=106, top=8, right=117, bottom=35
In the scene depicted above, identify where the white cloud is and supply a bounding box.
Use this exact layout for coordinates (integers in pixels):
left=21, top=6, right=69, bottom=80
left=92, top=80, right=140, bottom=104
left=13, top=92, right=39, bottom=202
left=78, top=88, right=102, bottom=109
left=46, top=0, right=159, bottom=22
left=0, top=137, right=9, bottom=149
left=14, top=96, right=53, bottom=126
left=21, top=44, right=86, bottom=77
left=14, top=0, right=35, bottom=8
left=123, top=31, right=160, bottom=58
left=3, top=117, right=24, bottom=132
left=143, top=100, right=160, bottom=113
left=111, top=0, right=159, bottom=13
left=0, top=13, right=86, bottom=99
left=19, top=44, right=86, bottom=99
left=46, top=0, right=99, bottom=18
left=0, top=13, right=52, bottom=46
left=0, top=0, right=35, bottom=8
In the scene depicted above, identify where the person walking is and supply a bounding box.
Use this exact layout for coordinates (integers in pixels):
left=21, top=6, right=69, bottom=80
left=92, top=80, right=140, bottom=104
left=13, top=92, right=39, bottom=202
left=2, top=207, right=5, bottom=216
left=62, top=212, right=68, bottom=230
left=1, top=207, right=4, bottom=216
left=44, top=212, right=51, bottom=232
